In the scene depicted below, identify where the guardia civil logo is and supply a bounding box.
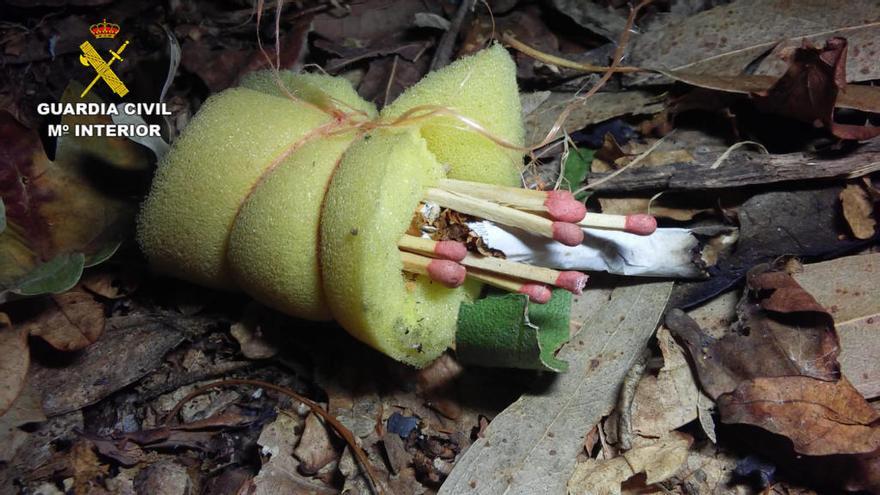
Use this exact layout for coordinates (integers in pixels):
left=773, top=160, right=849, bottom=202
left=78, top=19, right=130, bottom=98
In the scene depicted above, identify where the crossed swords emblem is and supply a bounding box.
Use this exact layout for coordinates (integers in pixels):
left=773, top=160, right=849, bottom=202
left=79, top=40, right=130, bottom=98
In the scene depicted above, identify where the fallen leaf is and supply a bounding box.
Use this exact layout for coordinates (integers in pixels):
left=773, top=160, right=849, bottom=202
left=134, top=460, right=193, bottom=495
left=631, top=327, right=711, bottom=438
left=440, top=281, right=672, bottom=495
left=754, top=25, right=880, bottom=82
left=29, top=313, right=211, bottom=416
left=21, top=287, right=105, bottom=351
left=719, top=375, right=880, bottom=456
left=567, top=432, right=693, bottom=495
left=523, top=91, right=665, bottom=147
left=792, top=253, right=880, bottom=398
left=0, top=313, right=28, bottom=415
left=229, top=304, right=279, bottom=360
left=667, top=264, right=880, bottom=458
left=0, top=105, right=137, bottom=302
left=670, top=186, right=862, bottom=308
left=751, top=38, right=880, bottom=140
left=293, top=412, right=339, bottom=475
left=0, top=380, right=46, bottom=463
left=548, top=0, right=626, bottom=40
left=253, top=412, right=337, bottom=495
left=840, top=183, right=878, bottom=239
left=630, top=0, right=880, bottom=81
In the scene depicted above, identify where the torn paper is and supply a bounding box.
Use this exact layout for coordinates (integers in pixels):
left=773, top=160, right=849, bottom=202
left=468, top=221, right=705, bottom=278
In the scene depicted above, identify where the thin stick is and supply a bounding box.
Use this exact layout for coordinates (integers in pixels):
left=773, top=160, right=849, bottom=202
left=460, top=253, right=588, bottom=294
left=398, top=235, right=467, bottom=261
left=437, top=179, right=586, bottom=222
left=400, top=251, right=466, bottom=288
left=425, top=188, right=584, bottom=246
left=467, top=269, right=552, bottom=303
left=162, top=378, right=383, bottom=495
left=503, top=33, right=642, bottom=74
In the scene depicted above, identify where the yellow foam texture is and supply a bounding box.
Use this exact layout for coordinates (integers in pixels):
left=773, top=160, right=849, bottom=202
left=320, top=129, right=470, bottom=366
left=240, top=71, right=376, bottom=117
left=381, top=44, right=525, bottom=187
left=227, top=133, right=354, bottom=321
left=137, top=74, right=370, bottom=289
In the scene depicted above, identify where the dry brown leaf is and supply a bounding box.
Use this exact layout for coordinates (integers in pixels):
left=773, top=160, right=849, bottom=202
left=755, top=26, right=880, bottom=82
left=841, top=183, right=878, bottom=239
left=293, top=412, right=339, bottom=475
left=253, top=412, right=337, bottom=495
left=668, top=263, right=880, bottom=461
left=631, top=327, right=711, bottom=438
left=22, top=288, right=104, bottom=351
left=793, top=253, right=880, bottom=398
left=567, top=432, right=693, bottom=495
left=229, top=305, right=279, bottom=360
left=751, top=38, right=880, bottom=140
left=0, top=381, right=45, bottom=463
left=631, top=0, right=880, bottom=80
left=0, top=312, right=28, bottom=415
left=719, top=375, right=880, bottom=456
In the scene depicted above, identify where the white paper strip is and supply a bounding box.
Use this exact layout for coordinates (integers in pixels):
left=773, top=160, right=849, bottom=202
left=468, top=221, right=704, bottom=278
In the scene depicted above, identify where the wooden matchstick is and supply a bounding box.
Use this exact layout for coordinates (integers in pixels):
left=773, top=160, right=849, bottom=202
left=438, top=179, right=587, bottom=222
left=578, top=212, right=657, bottom=236
left=466, top=269, right=552, bottom=304
left=424, top=188, right=584, bottom=247
left=398, top=235, right=467, bottom=261
left=400, top=252, right=466, bottom=288
left=460, top=253, right=588, bottom=295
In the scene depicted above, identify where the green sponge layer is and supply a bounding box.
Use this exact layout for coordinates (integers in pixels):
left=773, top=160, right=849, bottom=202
left=320, top=130, right=468, bottom=366
left=381, top=44, right=525, bottom=187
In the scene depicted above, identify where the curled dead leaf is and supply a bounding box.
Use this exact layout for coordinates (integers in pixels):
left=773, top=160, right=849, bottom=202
left=0, top=312, right=29, bottom=415
left=21, top=288, right=105, bottom=351
left=840, top=183, right=878, bottom=239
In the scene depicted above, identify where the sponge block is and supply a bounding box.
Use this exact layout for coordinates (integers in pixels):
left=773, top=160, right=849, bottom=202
left=137, top=87, right=334, bottom=288
left=320, top=130, right=466, bottom=366
left=240, top=71, right=377, bottom=118
left=228, top=132, right=356, bottom=321
left=381, top=44, right=525, bottom=187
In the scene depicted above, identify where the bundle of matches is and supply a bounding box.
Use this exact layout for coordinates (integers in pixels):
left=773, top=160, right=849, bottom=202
left=396, top=179, right=657, bottom=303
left=436, top=179, right=658, bottom=236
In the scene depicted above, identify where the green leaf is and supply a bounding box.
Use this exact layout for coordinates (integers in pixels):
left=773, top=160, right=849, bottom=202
left=456, top=289, right=572, bottom=372
left=562, top=147, right=593, bottom=201
left=15, top=252, right=85, bottom=297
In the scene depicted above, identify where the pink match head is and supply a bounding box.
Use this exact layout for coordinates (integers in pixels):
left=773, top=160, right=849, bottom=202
left=519, top=284, right=552, bottom=304
left=426, top=260, right=466, bottom=288
left=555, top=271, right=589, bottom=295
left=551, top=222, right=585, bottom=247
left=624, top=214, right=657, bottom=236
left=545, top=191, right=587, bottom=222
left=433, top=240, right=467, bottom=262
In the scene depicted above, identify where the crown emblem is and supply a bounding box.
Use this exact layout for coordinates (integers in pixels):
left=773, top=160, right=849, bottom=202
left=89, top=19, right=120, bottom=39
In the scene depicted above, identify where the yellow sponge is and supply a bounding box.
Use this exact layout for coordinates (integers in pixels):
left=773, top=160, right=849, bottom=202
left=138, top=88, right=334, bottom=288
left=240, top=71, right=376, bottom=117
left=381, top=44, right=525, bottom=187
left=320, top=130, right=468, bottom=366
left=227, top=132, right=354, bottom=321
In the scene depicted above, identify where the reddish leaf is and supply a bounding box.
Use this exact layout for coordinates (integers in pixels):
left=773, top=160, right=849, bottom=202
left=0, top=106, right=137, bottom=300
left=20, top=287, right=105, bottom=351
left=752, top=37, right=880, bottom=140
